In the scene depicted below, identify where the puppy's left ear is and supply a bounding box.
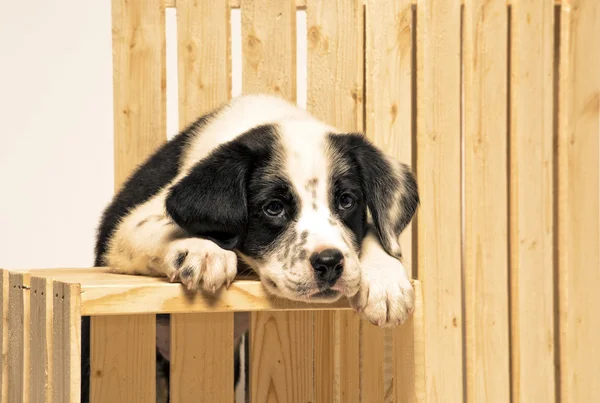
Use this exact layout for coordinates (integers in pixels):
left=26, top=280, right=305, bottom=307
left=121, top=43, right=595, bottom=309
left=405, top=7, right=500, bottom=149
left=165, top=125, right=276, bottom=250
left=329, top=134, right=419, bottom=258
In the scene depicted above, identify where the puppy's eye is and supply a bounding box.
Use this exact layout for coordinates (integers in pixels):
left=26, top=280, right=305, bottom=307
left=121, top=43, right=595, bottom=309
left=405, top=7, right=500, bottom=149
left=338, top=193, right=355, bottom=210
left=264, top=201, right=285, bottom=217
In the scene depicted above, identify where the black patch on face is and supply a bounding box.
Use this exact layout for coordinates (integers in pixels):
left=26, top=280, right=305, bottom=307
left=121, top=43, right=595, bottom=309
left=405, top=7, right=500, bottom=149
left=166, top=124, right=285, bottom=250
left=243, top=173, right=300, bottom=259
left=326, top=133, right=419, bottom=255
left=325, top=146, right=368, bottom=249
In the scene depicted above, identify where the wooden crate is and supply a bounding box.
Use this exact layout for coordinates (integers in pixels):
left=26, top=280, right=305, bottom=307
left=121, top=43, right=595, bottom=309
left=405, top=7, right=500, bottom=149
left=1, top=0, right=599, bottom=402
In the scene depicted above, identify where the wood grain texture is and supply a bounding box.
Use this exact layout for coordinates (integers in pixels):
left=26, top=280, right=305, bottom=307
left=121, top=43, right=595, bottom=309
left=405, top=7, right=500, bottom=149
left=170, top=313, right=234, bottom=402
left=90, top=315, right=155, bottom=403
left=509, top=2, right=556, bottom=402
left=558, top=1, right=600, bottom=401
left=306, top=2, right=363, bottom=402
left=463, top=1, right=510, bottom=402
left=241, top=0, right=296, bottom=100
left=171, top=2, right=234, bottom=401
left=52, top=281, right=81, bottom=403
left=176, top=0, right=231, bottom=127
left=307, top=0, right=364, bottom=133
left=0, top=270, right=7, bottom=403
left=250, top=311, right=314, bottom=403
left=241, top=2, right=317, bottom=402
left=25, top=268, right=351, bottom=315
left=394, top=281, right=424, bottom=403
left=365, top=0, right=414, bottom=276
left=8, top=272, right=24, bottom=403
left=360, top=322, right=384, bottom=403
left=416, top=0, right=463, bottom=401
left=364, top=1, right=414, bottom=401
left=111, top=0, right=166, bottom=188
left=29, top=277, right=53, bottom=403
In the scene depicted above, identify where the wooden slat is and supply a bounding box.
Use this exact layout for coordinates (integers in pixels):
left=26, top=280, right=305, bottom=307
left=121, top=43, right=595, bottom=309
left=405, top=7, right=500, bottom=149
left=170, top=2, right=234, bottom=402
left=112, top=0, right=166, bottom=187
left=91, top=0, right=165, bottom=400
left=22, top=274, right=30, bottom=403
left=241, top=2, right=317, bottom=402
left=29, top=277, right=53, bottom=403
left=52, top=281, right=81, bottom=403
left=250, top=311, right=313, bottom=402
left=416, top=0, right=463, bottom=401
left=176, top=0, right=231, bottom=128
left=365, top=0, right=414, bottom=277
left=364, top=0, right=414, bottom=401
left=463, top=1, right=510, bottom=402
left=0, top=270, right=7, bottom=403
left=510, top=2, right=556, bottom=402
left=8, top=272, right=24, bottom=403
left=307, top=0, right=364, bottom=134
left=90, top=315, right=155, bottom=403
left=306, top=1, right=363, bottom=402
left=26, top=268, right=352, bottom=315
left=558, top=1, right=600, bottom=402
left=241, top=0, right=296, bottom=98
left=170, top=313, right=234, bottom=402
left=394, top=281, right=424, bottom=403
left=360, top=323, right=384, bottom=402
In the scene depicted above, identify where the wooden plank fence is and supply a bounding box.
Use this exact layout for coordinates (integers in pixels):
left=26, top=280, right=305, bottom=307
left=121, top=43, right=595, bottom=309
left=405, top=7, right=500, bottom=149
left=0, top=0, right=598, bottom=402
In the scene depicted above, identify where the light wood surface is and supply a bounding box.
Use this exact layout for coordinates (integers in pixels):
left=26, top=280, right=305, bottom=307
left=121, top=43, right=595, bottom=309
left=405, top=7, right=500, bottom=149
left=176, top=0, right=231, bottom=128
left=170, top=313, right=234, bottom=402
left=52, top=281, right=81, bottom=403
left=241, top=0, right=296, bottom=99
left=90, top=315, right=155, bottom=403
left=250, top=311, right=314, bottom=402
left=24, top=268, right=351, bottom=315
left=306, top=1, right=363, bottom=401
left=417, top=0, right=464, bottom=401
left=364, top=0, right=415, bottom=401
left=365, top=0, right=415, bottom=278
left=463, top=1, right=510, bottom=402
left=510, top=2, right=556, bottom=402
left=112, top=0, right=166, bottom=188
left=393, top=281, right=424, bottom=403
left=0, top=270, right=7, bottom=403
left=171, top=2, right=235, bottom=401
left=8, top=272, right=25, bottom=403
left=241, top=2, right=318, bottom=402
left=558, top=1, right=600, bottom=401
left=224, top=0, right=564, bottom=9
left=29, top=277, right=53, bottom=403
left=89, top=0, right=166, bottom=401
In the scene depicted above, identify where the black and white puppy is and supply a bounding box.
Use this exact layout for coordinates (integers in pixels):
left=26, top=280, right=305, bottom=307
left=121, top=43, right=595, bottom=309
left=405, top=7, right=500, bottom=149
left=84, top=94, right=419, bottom=402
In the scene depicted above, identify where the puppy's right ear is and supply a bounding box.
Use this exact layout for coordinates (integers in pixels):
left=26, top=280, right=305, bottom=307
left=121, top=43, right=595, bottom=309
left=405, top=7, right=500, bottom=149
left=165, top=125, right=276, bottom=250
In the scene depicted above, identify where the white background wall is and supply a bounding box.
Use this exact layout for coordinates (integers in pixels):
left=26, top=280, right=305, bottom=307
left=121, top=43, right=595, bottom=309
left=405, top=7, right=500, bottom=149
left=0, top=3, right=307, bottom=270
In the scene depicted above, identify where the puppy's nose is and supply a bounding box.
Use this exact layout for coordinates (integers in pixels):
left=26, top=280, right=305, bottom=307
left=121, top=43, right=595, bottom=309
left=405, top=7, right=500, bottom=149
left=310, top=248, right=344, bottom=286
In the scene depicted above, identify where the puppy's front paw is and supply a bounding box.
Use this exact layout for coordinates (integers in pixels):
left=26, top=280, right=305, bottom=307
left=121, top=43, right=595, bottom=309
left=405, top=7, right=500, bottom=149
left=165, top=238, right=237, bottom=293
left=349, top=256, right=414, bottom=327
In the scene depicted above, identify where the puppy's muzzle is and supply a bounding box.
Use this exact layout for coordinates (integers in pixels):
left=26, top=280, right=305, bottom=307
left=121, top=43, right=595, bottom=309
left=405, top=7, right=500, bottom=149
left=310, top=248, right=344, bottom=287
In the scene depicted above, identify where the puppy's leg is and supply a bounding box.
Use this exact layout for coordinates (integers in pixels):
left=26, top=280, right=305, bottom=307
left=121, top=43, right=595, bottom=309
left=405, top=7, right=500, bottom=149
left=349, top=228, right=415, bottom=327
left=104, top=190, right=237, bottom=292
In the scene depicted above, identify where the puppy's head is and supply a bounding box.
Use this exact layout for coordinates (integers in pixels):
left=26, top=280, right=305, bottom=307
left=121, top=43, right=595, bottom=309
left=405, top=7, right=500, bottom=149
left=165, top=120, right=418, bottom=302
